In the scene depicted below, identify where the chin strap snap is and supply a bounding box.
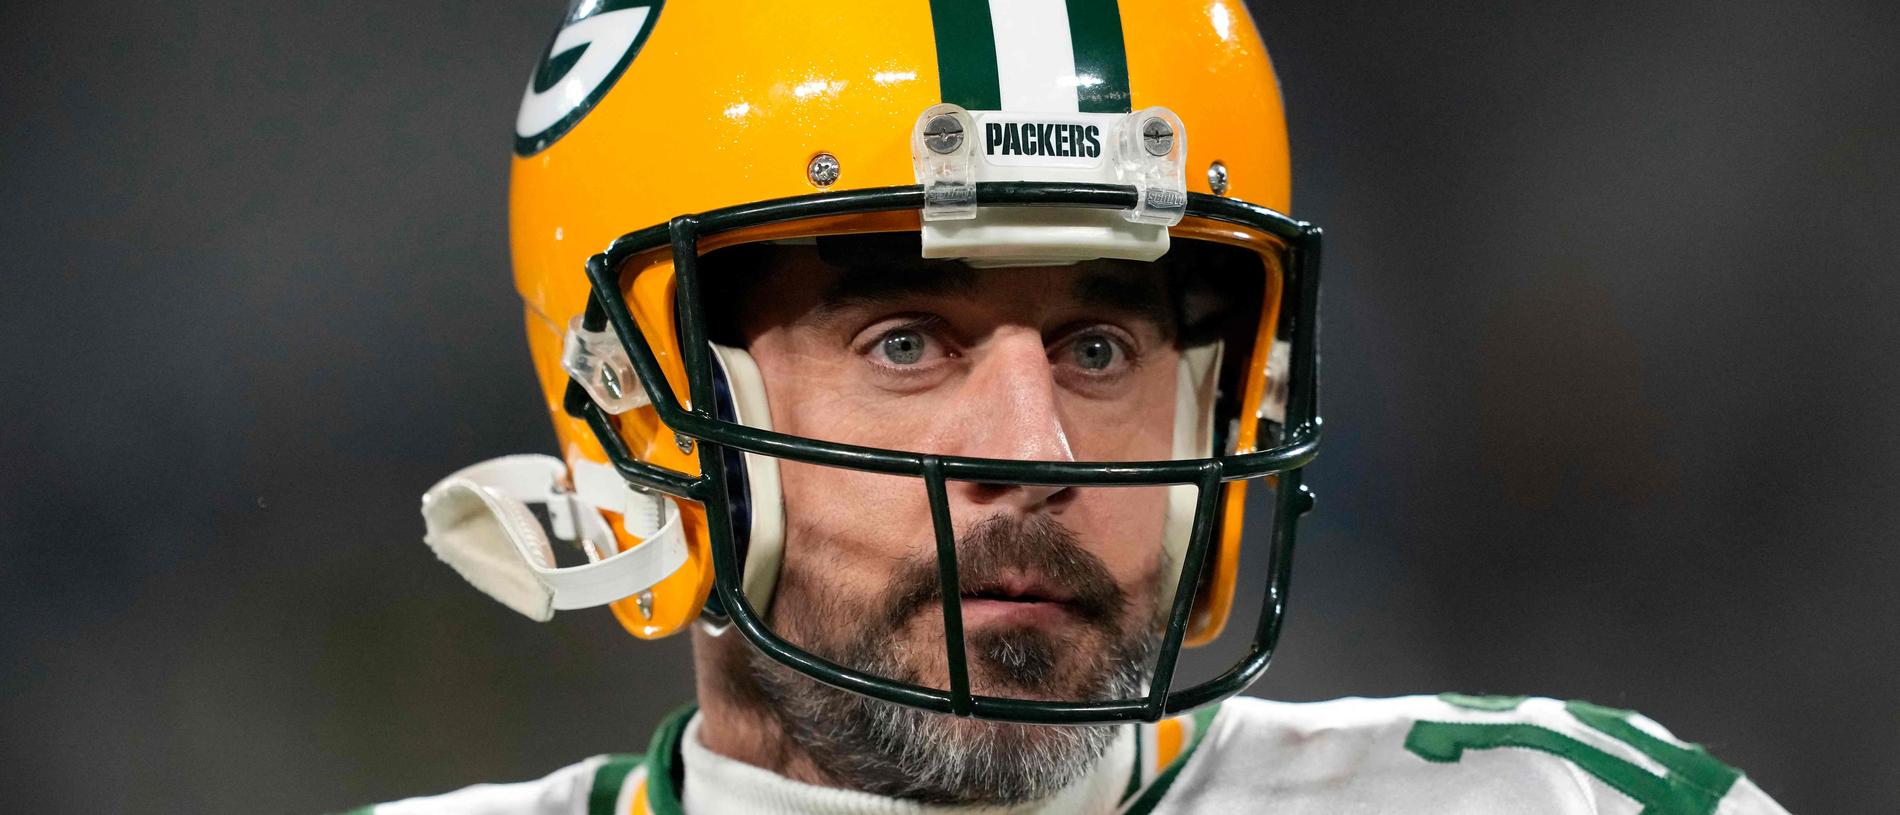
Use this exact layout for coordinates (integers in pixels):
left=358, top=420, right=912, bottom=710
left=420, top=454, right=688, bottom=621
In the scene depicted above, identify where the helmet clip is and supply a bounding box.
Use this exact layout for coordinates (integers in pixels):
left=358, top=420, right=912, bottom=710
left=562, top=315, right=648, bottom=414
left=908, top=104, right=1190, bottom=265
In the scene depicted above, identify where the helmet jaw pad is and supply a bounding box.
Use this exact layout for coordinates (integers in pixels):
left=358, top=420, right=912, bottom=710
left=706, top=341, right=786, bottom=618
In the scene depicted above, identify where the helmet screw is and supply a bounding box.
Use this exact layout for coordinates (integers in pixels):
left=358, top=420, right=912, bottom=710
left=1140, top=117, right=1174, bottom=157
left=806, top=152, right=841, bottom=187
left=598, top=363, right=625, bottom=400
left=1207, top=160, right=1229, bottom=195
left=675, top=433, right=695, bottom=454
left=922, top=114, right=965, bottom=154
left=635, top=590, right=655, bottom=619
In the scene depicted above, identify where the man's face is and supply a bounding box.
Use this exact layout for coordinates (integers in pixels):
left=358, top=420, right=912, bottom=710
left=725, top=243, right=1185, bottom=803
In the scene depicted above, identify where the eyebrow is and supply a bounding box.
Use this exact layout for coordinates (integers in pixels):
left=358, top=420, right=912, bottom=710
left=814, top=265, right=980, bottom=318
left=1071, top=266, right=1178, bottom=337
left=810, top=262, right=1177, bottom=335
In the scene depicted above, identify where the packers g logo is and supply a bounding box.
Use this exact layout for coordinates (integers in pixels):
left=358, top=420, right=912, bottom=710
left=515, top=0, right=663, bottom=156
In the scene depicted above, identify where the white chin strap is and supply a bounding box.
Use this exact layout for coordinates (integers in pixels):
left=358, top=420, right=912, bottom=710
left=420, top=454, right=688, bottom=621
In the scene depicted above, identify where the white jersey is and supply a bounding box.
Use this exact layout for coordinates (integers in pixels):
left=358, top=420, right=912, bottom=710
left=343, top=694, right=1791, bottom=815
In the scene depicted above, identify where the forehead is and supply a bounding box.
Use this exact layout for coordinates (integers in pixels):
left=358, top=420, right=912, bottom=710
left=709, top=235, right=1178, bottom=333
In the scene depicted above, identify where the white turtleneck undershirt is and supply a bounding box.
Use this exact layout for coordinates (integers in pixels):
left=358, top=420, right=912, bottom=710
left=678, top=714, right=1136, bottom=815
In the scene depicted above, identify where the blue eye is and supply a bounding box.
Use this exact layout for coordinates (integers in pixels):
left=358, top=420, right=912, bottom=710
left=880, top=330, right=927, bottom=365
left=1072, top=334, right=1118, bottom=370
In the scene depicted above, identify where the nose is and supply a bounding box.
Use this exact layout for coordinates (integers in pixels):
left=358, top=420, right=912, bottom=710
left=949, top=327, right=1076, bottom=513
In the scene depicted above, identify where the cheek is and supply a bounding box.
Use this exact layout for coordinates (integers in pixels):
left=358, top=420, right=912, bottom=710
left=1059, top=362, right=1179, bottom=591
left=1062, top=356, right=1181, bottom=463
left=755, top=340, right=943, bottom=450
left=752, top=334, right=945, bottom=621
left=1065, top=486, right=1171, bottom=588
left=774, top=460, right=934, bottom=594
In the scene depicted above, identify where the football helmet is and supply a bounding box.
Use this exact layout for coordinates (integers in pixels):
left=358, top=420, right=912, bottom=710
left=421, top=0, right=1321, bottom=725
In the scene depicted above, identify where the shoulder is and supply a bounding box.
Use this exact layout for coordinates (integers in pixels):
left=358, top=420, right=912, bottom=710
left=1206, top=692, right=1628, bottom=743
left=1141, top=694, right=1790, bottom=815
left=336, top=753, right=646, bottom=815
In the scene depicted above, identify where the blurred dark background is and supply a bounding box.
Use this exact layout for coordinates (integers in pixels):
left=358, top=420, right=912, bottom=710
left=3, top=0, right=1894, bottom=812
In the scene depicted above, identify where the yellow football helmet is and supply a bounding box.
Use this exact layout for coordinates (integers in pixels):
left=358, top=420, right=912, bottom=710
left=421, top=0, right=1320, bottom=724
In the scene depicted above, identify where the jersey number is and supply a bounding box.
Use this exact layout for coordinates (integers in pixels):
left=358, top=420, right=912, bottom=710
left=1405, top=696, right=1740, bottom=815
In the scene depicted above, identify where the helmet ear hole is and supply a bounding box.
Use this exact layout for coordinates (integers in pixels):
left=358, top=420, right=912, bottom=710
left=706, top=342, right=786, bottom=618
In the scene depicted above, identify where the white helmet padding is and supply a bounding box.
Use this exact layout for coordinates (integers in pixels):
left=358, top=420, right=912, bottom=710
left=707, top=342, right=788, bottom=615
left=420, top=454, right=688, bottom=621
left=1159, top=341, right=1225, bottom=618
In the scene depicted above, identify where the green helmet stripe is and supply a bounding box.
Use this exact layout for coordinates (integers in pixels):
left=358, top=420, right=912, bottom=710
left=1064, top=0, right=1132, bottom=113
left=927, top=0, right=1003, bottom=110
left=927, top=0, right=1132, bottom=113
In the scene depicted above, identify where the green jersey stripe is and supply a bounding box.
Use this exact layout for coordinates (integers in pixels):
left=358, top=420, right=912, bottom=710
left=1120, top=703, right=1223, bottom=814
left=927, top=0, right=1003, bottom=110
left=640, top=706, right=696, bottom=815
left=587, top=756, right=642, bottom=815
left=1063, top=0, right=1132, bottom=112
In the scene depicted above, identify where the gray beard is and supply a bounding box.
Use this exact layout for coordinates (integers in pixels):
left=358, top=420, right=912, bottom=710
left=744, top=623, right=1156, bottom=805
left=740, top=514, right=1163, bottom=805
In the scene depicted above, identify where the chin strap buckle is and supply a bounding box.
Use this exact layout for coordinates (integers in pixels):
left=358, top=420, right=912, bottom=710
left=420, top=454, right=687, bottom=621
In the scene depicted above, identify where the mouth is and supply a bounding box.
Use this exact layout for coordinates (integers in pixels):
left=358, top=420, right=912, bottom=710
left=956, top=575, right=1078, bottom=626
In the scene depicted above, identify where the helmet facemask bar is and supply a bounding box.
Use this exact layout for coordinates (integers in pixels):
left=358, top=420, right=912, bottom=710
left=567, top=181, right=1321, bottom=725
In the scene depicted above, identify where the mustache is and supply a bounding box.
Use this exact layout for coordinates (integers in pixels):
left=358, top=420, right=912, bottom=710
left=880, top=514, right=1127, bottom=629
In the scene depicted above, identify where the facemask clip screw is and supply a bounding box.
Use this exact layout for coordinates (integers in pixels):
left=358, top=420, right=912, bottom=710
left=598, top=361, right=625, bottom=400
left=922, top=114, right=965, bottom=154
left=1141, top=117, right=1175, bottom=156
